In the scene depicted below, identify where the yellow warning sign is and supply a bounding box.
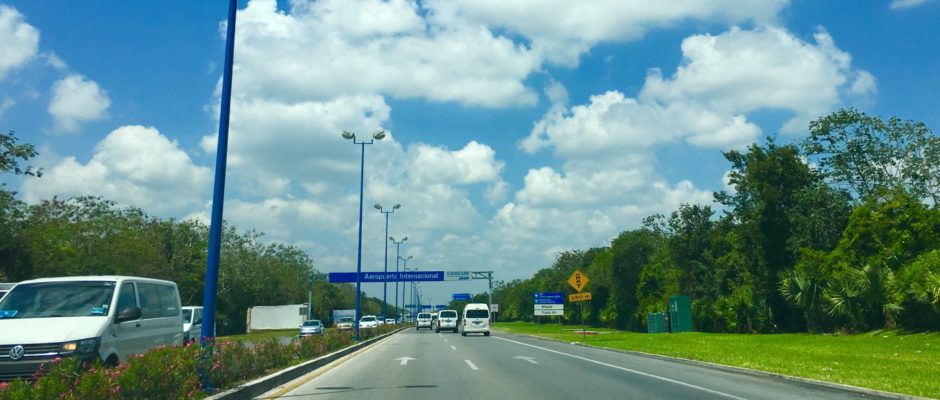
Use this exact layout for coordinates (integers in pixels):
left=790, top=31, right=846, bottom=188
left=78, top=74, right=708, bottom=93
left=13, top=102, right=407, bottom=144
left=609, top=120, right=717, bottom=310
left=567, top=269, right=589, bottom=292
left=569, top=292, right=592, bottom=302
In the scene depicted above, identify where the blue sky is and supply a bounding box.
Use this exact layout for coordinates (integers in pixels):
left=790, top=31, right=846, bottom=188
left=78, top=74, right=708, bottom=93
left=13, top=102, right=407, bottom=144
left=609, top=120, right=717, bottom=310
left=1, top=0, right=938, bottom=306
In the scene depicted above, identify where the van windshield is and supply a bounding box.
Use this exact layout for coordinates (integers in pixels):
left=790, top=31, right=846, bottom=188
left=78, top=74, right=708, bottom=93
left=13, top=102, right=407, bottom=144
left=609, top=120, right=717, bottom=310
left=466, top=309, right=489, bottom=319
left=0, top=281, right=116, bottom=319
left=440, top=311, right=457, bottom=318
left=182, top=309, right=193, bottom=323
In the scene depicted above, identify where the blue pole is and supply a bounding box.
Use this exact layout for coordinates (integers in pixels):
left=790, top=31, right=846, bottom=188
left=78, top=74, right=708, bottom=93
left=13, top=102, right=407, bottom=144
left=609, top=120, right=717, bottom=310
left=201, top=0, right=237, bottom=345
left=394, top=242, right=400, bottom=321
left=382, top=212, right=389, bottom=320
left=353, top=140, right=367, bottom=342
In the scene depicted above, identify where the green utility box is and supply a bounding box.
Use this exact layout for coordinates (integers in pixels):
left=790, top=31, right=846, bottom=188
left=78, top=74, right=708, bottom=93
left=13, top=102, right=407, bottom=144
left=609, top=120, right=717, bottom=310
left=668, top=295, right=693, bottom=332
left=647, top=312, right=669, bottom=334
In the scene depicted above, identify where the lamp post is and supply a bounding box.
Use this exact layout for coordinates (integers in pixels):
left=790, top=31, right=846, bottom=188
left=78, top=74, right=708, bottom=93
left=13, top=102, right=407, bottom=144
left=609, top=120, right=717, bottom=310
left=400, top=256, right=413, bottom=319
left=390, top=236, right=408, bottom=321
left=375, top=203, right=401, bottom=321
left=343, top=129, right=385, bottom=342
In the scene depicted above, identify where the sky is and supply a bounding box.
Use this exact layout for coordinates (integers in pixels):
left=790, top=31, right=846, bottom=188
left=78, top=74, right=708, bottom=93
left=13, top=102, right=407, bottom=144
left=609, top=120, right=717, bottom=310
left=1, top=0, right=938, bottom=308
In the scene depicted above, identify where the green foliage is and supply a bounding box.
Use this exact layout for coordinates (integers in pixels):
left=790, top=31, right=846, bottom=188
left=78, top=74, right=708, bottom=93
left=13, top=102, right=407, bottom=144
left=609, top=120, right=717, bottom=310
left=493, top=110, right=939, bottom=335
left=0, top=327, right=390, bottom=399
left=803, top=108, right=940, bottom=203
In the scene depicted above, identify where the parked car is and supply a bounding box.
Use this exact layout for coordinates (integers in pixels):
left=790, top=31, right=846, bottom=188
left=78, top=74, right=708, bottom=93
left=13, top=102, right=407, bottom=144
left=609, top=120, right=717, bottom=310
left=181, top=306, right=202, bottom=343
left=461, top=303, right=490, bottom=336
left=299, top=319, right=324, bottom=337
left=435, top=310, right=459, bottom=333
left=336, top=317, right=354, bottom=331
left=385, top=318, right=396, bottom=325
left=0, top=276, right=183, bottom=381
left=415, top=312, right=432, bottom=330
left=359, top=315, right=379, bottom=329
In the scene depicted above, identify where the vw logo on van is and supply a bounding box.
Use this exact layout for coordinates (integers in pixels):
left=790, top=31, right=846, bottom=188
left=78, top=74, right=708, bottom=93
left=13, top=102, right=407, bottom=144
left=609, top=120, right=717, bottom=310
left=9, top=345, right=25, bottom=360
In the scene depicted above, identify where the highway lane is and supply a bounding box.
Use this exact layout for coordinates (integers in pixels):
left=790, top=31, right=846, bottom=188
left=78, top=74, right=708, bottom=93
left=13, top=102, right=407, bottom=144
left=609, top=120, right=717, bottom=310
left=257, top=328, right=877, bottom=400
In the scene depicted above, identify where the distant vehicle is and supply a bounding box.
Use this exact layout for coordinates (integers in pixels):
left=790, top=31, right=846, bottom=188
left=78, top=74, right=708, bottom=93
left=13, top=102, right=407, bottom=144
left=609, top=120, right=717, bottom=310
left=435, top=310, right=458, bottom=333
left=181, top=306, right=202, bottom=343
left=461, top=303, right=490, bottom=336
left=416, top=313, right=432, bottom=330
left=359, top=315, right=379, bottom=329
left=299, top=319, right=323, bottom=337
left=385, top=318, right=396, bottom=325
left=0, top=276, right=183, bottom=381
left=336, top=317, right=354, bottom=331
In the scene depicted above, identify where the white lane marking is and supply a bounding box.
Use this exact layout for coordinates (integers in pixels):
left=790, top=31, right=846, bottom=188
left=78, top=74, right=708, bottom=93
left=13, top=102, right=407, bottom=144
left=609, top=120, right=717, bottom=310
left=514, top=356, right=538, bottom=364
left=494, top=336, right=748, bottom=400
left=444, top=338, right=448, bottom=342
left=465, top=359, right=479, bottom=370
left=395, top=356, right=416, bottom=366
left=450, top=345, right=457, bottom=351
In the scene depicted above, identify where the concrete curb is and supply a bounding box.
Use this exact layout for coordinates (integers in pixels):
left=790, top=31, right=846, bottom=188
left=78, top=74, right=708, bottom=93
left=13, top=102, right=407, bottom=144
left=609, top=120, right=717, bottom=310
left=205, top=327, right=406, bottom=400
left=492, top=329, right=932, bottom=400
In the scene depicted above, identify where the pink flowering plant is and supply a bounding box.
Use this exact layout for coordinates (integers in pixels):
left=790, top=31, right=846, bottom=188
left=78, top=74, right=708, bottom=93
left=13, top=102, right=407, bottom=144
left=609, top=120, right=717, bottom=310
left=0, top=326, right=394, bottom=399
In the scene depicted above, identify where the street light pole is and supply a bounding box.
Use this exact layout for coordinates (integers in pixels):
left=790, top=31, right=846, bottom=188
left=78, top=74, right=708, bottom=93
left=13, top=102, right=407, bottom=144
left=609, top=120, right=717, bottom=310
left=375, top=204, right=401, bottom=321
left=400, top=255, right=413, bottom=319
left=343, top=129, right=385, bottom=342
left=390, top=236, right=408, bottom=321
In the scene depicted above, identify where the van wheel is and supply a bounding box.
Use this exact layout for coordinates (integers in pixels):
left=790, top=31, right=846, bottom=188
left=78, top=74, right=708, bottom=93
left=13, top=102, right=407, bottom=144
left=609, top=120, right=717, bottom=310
left=462, top=332, right=466, bottom=336
left=104, top=355, right=119, bottom=368
left=484, top=332, right=490, bottom=337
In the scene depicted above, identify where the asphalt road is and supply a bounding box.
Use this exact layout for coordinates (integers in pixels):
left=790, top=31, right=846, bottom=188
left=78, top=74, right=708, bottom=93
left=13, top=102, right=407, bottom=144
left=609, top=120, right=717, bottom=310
left=256, top=328, right=878, bottom=400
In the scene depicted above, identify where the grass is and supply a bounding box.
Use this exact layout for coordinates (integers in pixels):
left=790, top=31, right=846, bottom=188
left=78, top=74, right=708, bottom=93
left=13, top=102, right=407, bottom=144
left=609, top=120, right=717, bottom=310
left=219, top=329, right=301, bottom=342
left=493, top=322, right=940, bottom=399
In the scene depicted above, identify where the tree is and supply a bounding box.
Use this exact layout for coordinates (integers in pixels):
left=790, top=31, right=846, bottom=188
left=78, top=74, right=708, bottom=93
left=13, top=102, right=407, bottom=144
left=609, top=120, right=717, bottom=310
left=803, top=108, right=940, bottom=203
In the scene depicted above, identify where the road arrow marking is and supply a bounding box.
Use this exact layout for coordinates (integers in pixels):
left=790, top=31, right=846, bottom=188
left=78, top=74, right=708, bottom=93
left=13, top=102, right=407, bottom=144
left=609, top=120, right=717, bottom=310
left=465, top=359, right=479, bottom=370
left=450, top=345, right=457, bottom=351
left=395, top=357, right=416, bottom=366
left=514, top=356, right=538, bottom=364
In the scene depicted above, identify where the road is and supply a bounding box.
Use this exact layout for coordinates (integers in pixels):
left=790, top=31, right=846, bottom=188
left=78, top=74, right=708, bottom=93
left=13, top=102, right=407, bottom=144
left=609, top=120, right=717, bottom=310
left=257, top=328, right=876, bottom=400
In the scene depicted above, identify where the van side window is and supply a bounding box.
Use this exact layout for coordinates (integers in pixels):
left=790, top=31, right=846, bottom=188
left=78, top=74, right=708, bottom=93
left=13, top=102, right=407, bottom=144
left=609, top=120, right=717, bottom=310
left=137, top=283, right=162, bottom=319
left=116, top=282, right=137, bottom=314
left=158, top=284, right=180, bottom=317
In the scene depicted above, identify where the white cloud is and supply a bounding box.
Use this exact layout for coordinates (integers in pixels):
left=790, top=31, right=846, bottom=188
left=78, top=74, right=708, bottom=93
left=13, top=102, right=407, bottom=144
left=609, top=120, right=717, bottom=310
left=20, top=125, right=212, bottom=216
left=0, top=5, right=39, bottom=80
left=408, top=141, right=505, bottom=185
left=232, top=0, right=540, bottom=108
left=889, top=0, right=930, bottom=9
left=0, top=97, right=14, bottom=116
left=427, top=0, right=789, bottom=66
left=48, top=74, right=111, bottom=133
left=640, top=26, right=875, bottom=134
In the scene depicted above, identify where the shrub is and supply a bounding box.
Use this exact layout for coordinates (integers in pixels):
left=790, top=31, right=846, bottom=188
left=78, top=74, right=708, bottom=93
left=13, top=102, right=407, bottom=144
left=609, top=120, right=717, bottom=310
left=0, top=326, right=396, bottom=399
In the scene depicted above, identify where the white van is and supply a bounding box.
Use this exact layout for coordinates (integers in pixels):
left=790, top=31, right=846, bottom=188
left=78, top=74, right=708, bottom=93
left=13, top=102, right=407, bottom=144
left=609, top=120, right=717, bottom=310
left=461, top=303, right=490, bottom=336
left=181, top=306, right=203, bottom=343
left=0, top=276, right=183, bottom=380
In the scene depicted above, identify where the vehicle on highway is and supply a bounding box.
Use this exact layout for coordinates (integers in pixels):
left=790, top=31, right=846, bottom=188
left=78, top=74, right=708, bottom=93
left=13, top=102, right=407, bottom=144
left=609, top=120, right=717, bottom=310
left=0, top=283, right=14, bottom=301
left=336, top=317, right=354, bottom=331
left=385, top=318, right=396, bottom=325
left=299, top=319, right=323, bottom=337
left=461, top=303, right=490, bottom=336
left=359, top=315, right=379, bottom=329
left=415, top=312, right=432, bottom=330
left=0, top=276, right=183, bottom=381
left=435, top=309, right=459, bottom=333
left=181, top=306, right=202, bottom=343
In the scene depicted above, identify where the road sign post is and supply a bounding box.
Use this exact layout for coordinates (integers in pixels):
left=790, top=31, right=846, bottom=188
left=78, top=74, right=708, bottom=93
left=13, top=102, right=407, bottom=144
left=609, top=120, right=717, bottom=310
left=566, top=270, right=590, bottom=341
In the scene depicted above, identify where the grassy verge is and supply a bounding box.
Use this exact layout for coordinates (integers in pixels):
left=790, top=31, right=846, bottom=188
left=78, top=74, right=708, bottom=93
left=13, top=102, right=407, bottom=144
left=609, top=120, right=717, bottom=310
left=493, top=322, right=939, bottom=399
left=220, top=329, right=302, bottom=342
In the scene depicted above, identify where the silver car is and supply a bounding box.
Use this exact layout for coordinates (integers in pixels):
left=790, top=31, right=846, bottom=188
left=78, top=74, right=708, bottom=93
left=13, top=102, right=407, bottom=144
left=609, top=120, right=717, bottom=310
left=299, top=319, right=323, bottom=337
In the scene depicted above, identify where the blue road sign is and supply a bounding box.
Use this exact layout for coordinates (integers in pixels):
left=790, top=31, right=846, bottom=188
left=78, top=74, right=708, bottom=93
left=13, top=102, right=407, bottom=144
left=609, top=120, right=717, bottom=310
left=534, top=292, right=564, bottom=304
left=329, top=271, right=445, bottom=283
left=452, top=293, right=472, bottom=300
